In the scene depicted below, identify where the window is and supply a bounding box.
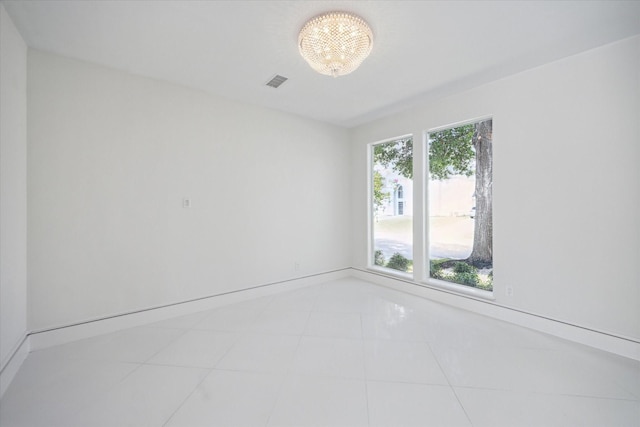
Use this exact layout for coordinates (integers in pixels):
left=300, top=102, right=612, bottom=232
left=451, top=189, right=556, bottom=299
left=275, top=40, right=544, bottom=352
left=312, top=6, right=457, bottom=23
left=426, top=119, right=493, bottom=291
left=370, top=137, right=413, bottom=273
left=396, top=185, right=405, bottom=215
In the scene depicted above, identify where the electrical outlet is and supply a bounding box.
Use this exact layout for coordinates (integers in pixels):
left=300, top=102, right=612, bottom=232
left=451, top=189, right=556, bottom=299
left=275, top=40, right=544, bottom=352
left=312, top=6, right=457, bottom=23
left=506, top=286, right=514, bottom=297
left=183, top=198, right=191, bottom=208
left=294, top=262, right=300, bottom=271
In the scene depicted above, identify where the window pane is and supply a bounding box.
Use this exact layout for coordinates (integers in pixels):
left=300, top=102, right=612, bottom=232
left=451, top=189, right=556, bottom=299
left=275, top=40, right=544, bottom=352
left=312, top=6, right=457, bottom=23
left=371, top=138, right=413, bottom=273
left=427, top=120, right=493, bottom=291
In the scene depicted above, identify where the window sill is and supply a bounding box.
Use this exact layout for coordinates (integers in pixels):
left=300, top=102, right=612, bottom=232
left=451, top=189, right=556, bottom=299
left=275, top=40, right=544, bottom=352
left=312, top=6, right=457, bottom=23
left=422, top=277, right=495, bottom=301
left=367, top=265, right=413, bottom=281
left=363, top=267, right=495, bottom=302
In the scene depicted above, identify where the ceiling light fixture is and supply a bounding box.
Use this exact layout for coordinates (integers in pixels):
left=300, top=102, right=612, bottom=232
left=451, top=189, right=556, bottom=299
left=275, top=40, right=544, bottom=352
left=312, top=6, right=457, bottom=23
left=298, top=11, right=373, bottom=78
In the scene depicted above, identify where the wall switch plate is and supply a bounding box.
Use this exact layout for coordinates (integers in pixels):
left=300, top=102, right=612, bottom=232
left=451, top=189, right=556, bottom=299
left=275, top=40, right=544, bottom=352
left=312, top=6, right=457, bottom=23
left=183, top=198, right=191, bottom=208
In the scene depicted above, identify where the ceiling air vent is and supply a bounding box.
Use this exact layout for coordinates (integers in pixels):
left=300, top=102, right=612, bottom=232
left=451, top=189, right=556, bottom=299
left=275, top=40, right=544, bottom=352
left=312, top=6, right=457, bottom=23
left=265, top=75, right=288, bottom=88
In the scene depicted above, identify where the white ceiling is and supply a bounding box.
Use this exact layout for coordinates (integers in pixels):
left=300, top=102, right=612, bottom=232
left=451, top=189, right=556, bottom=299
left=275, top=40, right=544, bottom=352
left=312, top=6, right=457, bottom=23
left=4, top=1, right=640, bottom=128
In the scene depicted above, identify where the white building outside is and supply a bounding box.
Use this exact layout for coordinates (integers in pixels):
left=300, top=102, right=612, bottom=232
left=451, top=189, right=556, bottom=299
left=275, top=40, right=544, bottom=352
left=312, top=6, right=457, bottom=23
left=375, top=166, right=413, bottom=218
left=375, top=167, right=475, bottom=218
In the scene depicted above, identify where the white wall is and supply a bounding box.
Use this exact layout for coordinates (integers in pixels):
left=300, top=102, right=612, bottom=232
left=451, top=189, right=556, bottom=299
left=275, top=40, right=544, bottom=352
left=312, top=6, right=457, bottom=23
left=351, top=36, right=640, bottom=342
left=27, top=50, right=351, bottom=331
left=0, top=4, right=28, bottom=368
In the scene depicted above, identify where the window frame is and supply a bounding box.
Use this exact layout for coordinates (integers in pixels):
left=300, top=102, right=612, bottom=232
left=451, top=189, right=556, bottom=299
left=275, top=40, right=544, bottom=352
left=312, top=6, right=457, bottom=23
left=422, top=117, right=494, bottom=298
left=367, top=134, right=414, bottom=279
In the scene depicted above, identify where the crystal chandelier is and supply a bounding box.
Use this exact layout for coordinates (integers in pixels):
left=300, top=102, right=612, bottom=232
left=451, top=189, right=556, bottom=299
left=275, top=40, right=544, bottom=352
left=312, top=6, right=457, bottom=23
left=298, top=12, right=373, bottom=78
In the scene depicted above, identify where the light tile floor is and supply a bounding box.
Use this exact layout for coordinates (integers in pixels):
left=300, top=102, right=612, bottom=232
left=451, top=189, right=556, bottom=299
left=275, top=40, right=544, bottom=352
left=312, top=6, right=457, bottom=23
left=1, top=278, right=638, bottom=426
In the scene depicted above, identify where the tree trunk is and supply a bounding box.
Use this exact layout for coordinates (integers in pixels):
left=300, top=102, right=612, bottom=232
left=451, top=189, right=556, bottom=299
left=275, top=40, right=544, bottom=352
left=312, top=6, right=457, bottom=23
left=467, top=120, right=493, bottom=268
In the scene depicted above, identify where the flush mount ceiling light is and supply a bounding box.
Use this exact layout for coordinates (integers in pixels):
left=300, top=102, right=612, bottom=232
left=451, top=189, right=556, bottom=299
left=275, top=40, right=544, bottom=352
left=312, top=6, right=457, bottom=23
left=298, top=11, right=373, bottom=78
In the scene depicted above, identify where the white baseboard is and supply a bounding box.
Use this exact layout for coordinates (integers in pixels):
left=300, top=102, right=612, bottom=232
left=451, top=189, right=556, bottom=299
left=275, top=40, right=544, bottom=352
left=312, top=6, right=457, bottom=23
left=0, top=333, right=30, bottom=398
left=8, top=265, right=637, bottom=400
left=351, top=268, right=640, bottom=361
left=29, top=269, right=349, bottom=352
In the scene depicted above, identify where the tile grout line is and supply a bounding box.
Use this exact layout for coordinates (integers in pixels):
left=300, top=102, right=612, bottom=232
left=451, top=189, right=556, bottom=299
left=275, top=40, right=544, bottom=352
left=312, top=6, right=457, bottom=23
left=152, top=310, right=228, bottom=427
left=263, top=333, right=304, bottom=426
left=154, top=306, right=249, bottom=426
left=160, top=367, right=213, bottom=427
left=264, top=288, right=318, bottom=426
left=425, top=339, right=475, bottom=426
left=451, top=383, right=640, bottom=402
left=6, top=279, right=638, bottom=426
left=140, top=329, right=190, bottom=366
left=160, top=305, right=249, bottom=427
left=360, top=313, right=372, bottom=426
left=39, top=328, right=167, bottom=423
left=62, top=361, right=145, bottom=423
left=614, top=378, right=640, bottom=401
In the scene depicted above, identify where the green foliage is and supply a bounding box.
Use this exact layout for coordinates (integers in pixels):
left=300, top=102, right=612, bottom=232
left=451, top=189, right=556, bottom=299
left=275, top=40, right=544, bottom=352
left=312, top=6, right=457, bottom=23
left=372, top=171, right=389, bottom=213
left=453, top=271, right=479, bottom=287
left=478, top=274, right=493, bottom=292
left=429, top=259, right=445, bottom=279
left=430, top=260, right=443, bottom=273
left=373, top=138, right=413, bottom=179
left=453, top=261, right=477, bottom=274
left=428, top=259, right=493, bottom=291
left=386, top=252, right=410, bottom=272
left=433, top=273, right=443, bottom=280
left=371, top=125, right=475, bottom=183
left=452, top=262, right=480, bottom=286
left=430, top=269, right=446, bottom=280
left=428, top=124, right=475, bottom=181
left=374, top=250, right=385, bottom=267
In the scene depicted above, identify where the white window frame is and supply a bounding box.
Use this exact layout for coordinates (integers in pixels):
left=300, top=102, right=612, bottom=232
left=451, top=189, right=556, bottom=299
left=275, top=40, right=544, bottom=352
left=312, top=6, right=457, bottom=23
left=367, top=134, right=413, bottom=279
left=422, top=117, right=494, bottom=299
